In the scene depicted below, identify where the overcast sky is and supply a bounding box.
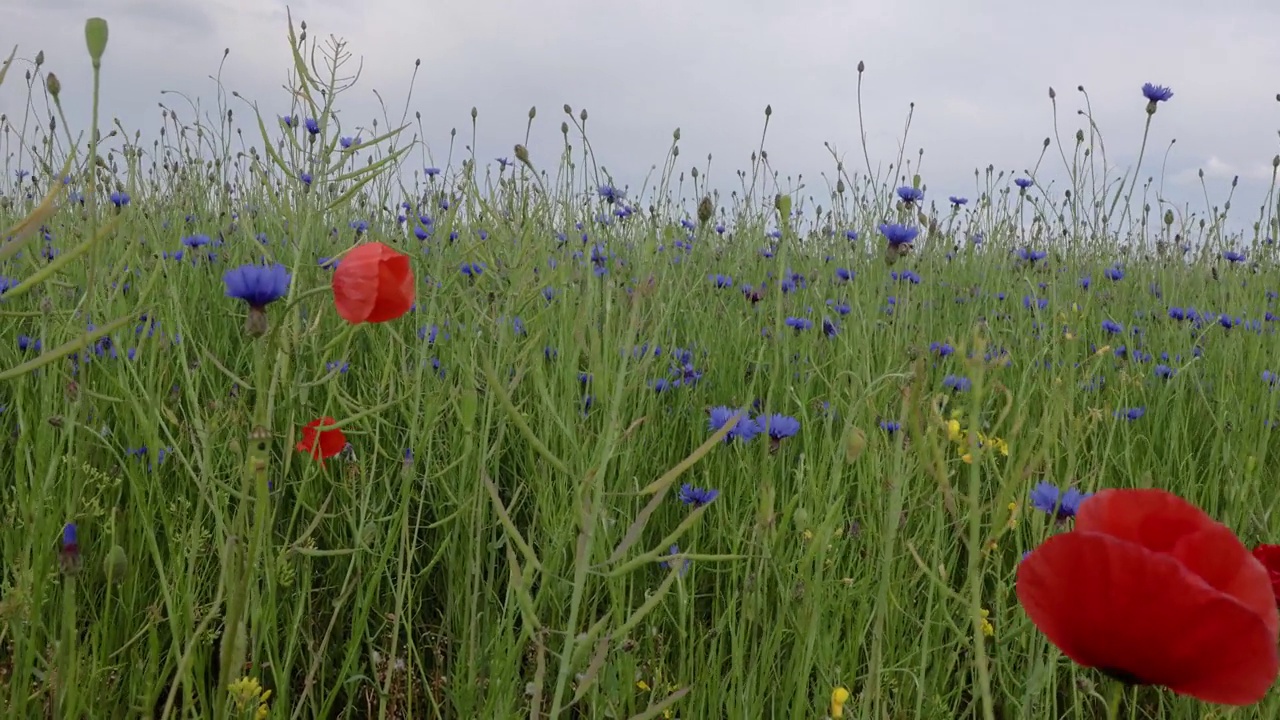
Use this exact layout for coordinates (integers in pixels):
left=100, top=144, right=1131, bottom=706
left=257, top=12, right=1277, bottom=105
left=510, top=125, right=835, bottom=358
left=7, top=0, right=1280, bottom=235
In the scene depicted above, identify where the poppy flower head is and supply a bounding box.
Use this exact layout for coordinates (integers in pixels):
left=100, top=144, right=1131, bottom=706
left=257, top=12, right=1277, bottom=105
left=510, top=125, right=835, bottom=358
left=296, top=417, right=347, bottom=461
left=1016, top=488, right=1279, bottom=706
left=331, top=242, right=415, bottom=324
left=1253, top=544, right=1280, bottom=607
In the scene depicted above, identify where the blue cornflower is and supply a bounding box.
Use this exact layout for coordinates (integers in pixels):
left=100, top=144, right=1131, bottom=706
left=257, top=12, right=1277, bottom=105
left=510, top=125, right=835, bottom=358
left=835, top=267, right=853, bottom=282
left=879, top=419, right=901, bottom=434
left=60, top=522, right=81, bottom=574
left=460, top=262, right=486, bottom=277
left=598, top=184, right=625, bottom=203
left=425, top=167, right=441, bottom=178
left=110, top=191, right=130, bottom=207
left=181, top=234, right=210, bottom=248
left=304, top=117, right=320, bottom=134
left=1029, top=481, right=1092, bottom=521
left=1118, top=407, right=1145, bottom=421
left=710, top=273, right=734, bottom=289
left=942, top=375, right=971, bottom=392
left=340, top=136, right=362, bottom=149
left=879, top=223, right=918, bottom=247
left=223, top=264, right=290, bottom=308
left=0, top=276, right=17, bottom=295
left=1102, top=319, right=1123, bottom=334
left=659, top=544, right=690, bottom=576
left=785, top=316, right=813, bottom=332
left=1104, top=266, right=1124, bottom=281
left=949, top=196, right=968, bottom=206
left=1154, top=364, right=1175, bottom=379
left=929, top=342, right=954, bottom=357
left=678, top=483, right=720, bottom=508
left=759, top=413, right=800, bottom=440
left=1142, top=83, right=1173, bottom=104
left=1223, top=250, right=1246, bottom=263
left=708, top=406, right=761, bottom=443
left=1014, top=177, right=1033, bottom=189
left=896, top=186, right=923, bottom=204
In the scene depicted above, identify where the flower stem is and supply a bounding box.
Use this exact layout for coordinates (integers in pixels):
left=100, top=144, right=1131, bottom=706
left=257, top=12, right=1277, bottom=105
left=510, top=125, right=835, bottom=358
left=1105, top=679, right=1125, bottom=720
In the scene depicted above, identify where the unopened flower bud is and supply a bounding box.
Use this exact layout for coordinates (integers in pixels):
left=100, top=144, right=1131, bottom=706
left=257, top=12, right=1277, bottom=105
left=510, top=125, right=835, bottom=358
left=84, top=18, right=109, bottom=65
left=46, top=73, right=61, bottom=98
left=104, top=544, right=128, bottom=585
left=697, top=195, right=713, bottom=225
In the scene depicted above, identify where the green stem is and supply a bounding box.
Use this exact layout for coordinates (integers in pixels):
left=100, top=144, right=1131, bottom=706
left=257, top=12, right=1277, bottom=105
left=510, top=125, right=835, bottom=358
left=1105, top=679, right=1124, bottom=720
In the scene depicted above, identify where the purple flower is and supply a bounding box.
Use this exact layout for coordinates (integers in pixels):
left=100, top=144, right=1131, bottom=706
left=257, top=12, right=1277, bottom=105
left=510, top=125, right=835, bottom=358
left=223, top=264, right=290, bottom=308
left=1029, top=481, right=1092, bottom=521
left=708, top=406, right=761, bottom=443
left=678, top=484, right=719, bottom=508
left=896, top=186, right=923, bottom=204
left=1141, top=83, right=1173, bottom=103
left=879, top=223, right=918, bottom=247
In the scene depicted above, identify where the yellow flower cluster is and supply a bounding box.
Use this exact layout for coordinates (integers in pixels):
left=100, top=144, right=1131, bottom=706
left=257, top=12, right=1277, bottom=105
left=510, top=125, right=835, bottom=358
left=944, top=417, right=1009, bottom=464
left=228, top=676, right=271, bottom=720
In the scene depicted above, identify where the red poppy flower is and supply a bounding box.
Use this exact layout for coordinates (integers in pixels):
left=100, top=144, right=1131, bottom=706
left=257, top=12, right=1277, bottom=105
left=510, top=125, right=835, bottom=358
left=331, top=242, right=415, bottom=324
left=1016, top=488, right=1279, bottom=706
left=1254, top=544, right=1280, bottom=607
left=296, top=417, right=347, bottom=461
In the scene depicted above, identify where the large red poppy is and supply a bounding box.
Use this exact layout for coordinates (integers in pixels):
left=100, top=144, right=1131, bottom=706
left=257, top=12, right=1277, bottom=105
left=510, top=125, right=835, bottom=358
left=296, top=417, right=347, bottom=461
left=331, top=242, right=415, bottom=324
left=1016, top=488, right=1279, bottom=706
left=1254, top=544, right=1280, bottom=607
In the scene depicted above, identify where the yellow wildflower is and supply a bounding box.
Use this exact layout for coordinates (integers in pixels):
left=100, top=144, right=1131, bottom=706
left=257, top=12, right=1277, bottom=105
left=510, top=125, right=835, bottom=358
left=1006, top=502, right=1019, bottom=529
left=945, top=419, right=962, bottom=442
left=227, top=676, right=271, bottom=719
left=980, top=608, right=994, bottom=637
left=988, top=436, right=1009, bottom=457
left=830, top=686, right=851, bottom=718
left=636, top=680, right=651, bottom=692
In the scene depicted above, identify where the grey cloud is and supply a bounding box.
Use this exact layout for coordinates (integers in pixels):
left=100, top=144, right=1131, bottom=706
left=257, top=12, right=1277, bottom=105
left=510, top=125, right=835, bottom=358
left=7, top=0, right=1280, bottom=230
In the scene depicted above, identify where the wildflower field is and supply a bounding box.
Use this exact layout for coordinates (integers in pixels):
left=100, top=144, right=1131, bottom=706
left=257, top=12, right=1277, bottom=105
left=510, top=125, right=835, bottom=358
left=4, top=16, right=1280, bottom=720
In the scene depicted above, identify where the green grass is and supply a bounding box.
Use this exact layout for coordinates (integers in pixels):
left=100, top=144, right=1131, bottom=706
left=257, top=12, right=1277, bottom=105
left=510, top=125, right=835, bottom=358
left=2, top=16, right=1279, bottom=720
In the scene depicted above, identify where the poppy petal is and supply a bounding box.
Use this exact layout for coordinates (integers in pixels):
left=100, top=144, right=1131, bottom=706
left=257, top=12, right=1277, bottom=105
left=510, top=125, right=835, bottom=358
left=1018, top=532, right=1279, bottom=705
left=366, top=249, right=414, bottom=322
left=1074, top=488, right=1214, bottom=553
left=1253, top=544, right=1280, bottom=607
left=332, top=245, right=381, bottom=323
left=1170, top=524, right=1279, bottom=635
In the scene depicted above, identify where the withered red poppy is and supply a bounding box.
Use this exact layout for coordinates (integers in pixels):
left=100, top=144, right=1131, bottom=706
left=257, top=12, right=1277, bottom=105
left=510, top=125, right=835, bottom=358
left=1253, top=544, right=1280, bottom=607
left=331, top=242, right=415, bottom=324
left=296, top=417, right=347, bottom=461
left=1017, top=488, right=1279, bottom=706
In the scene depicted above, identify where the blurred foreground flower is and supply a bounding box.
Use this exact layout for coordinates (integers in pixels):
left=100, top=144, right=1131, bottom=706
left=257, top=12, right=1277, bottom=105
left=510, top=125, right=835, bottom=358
left=1252, top=544, right=1280, bottom=606
left=1017, top=488, right=1279, bottom=706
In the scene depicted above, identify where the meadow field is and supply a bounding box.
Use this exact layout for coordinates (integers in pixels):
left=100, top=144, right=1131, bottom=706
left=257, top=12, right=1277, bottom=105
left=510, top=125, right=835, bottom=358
left=3, top=17, right=1280, bottom=720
